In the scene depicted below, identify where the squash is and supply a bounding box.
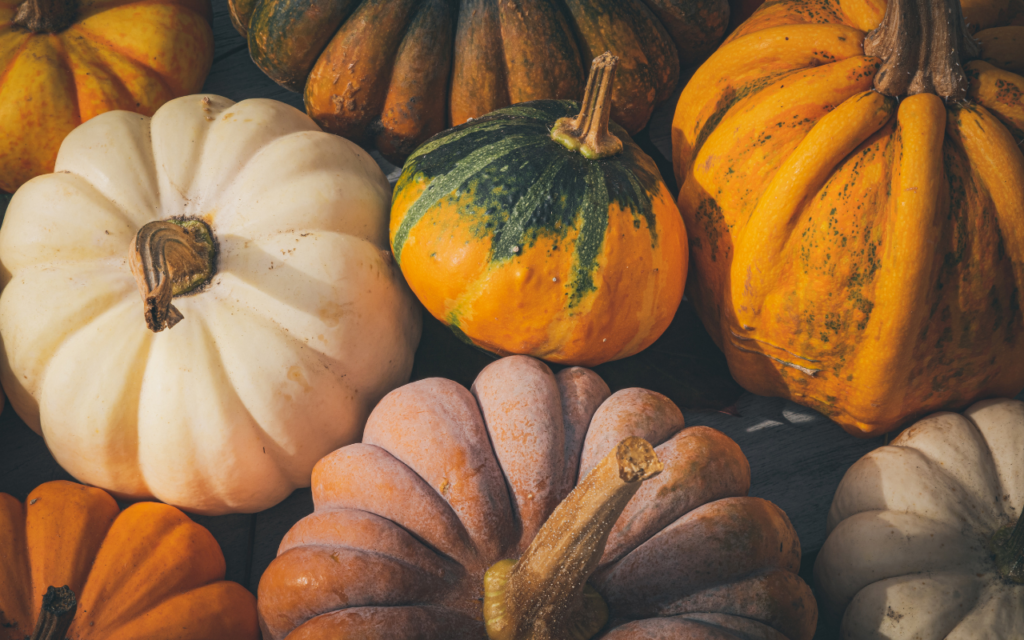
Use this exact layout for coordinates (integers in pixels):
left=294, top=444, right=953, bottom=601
left=727, top=0, right=763, bottom=33
left=390, top=54, right=687, bottom=367
left=814, top=398, right=1024, bottom=637
left=257, top=355, right=817, bottom=639
left=0, top=480, right=258, bottom=640
left=0, top=95, right=422, bottom=515
left=0, top=0, right=213, bottom=194
left=228, top=0, right=730, bottom=165
left=671, top=0, right=1024, bottom=436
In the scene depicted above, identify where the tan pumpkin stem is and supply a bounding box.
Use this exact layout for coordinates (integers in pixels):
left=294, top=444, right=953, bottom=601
left=12, top=0, right=76, bottom=33
left=29, top=586, right=76, bottom=640
left=129, top=219, right=217, bottom=333
left=864, top=0, right=979, bottom=101
left=483, top=437, right=663, bottom=640
left=551, top=52, right=624, bottom=160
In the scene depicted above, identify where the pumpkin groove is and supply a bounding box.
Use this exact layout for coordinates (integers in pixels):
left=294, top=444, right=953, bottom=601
left=673, top=0, right=1024, bottom=435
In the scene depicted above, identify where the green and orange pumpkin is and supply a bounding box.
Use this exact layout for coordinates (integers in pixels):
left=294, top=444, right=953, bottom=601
left=228, top=0, right=730, bottom=164
left=672, top=0, right=1024, bottom=436
left=390, top=55, right=687, bottom=366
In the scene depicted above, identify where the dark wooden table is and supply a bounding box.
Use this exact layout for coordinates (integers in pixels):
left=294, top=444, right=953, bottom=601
left=3, top=3, right=1021, bottom=638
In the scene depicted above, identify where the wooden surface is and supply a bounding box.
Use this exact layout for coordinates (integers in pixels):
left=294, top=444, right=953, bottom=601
left=1, top=3, right=1021, bottom=638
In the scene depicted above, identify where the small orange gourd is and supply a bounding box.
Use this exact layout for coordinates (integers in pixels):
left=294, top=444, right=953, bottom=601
left=0, top=481, right=258, bottom=640
left=672, top=0, right=1024, bottom=436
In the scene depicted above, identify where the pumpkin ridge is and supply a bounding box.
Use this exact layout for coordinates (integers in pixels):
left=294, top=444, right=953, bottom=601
left=569, top=162, right=610, bottom=308
left=60, top=31, right=140, bottom=116
left=71, top=20, right=182, bottom=96
left=391, top=135, right=547, bottom=260
left=489, top=154, right=573, bottom=262
left=0, top=31, right=32, bottom=90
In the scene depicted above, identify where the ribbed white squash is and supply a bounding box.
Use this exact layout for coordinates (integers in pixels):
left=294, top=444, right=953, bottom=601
left=815, top=399, right=1024, bottom=638
left=0, top=95, right=422, bottom=515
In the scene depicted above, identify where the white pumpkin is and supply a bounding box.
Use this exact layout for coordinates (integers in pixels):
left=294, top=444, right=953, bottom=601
left=0, top=95, right=422, bottom=515
left=814, top=398, right=1024, bottom=638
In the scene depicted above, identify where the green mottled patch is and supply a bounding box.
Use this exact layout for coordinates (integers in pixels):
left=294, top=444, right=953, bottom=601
left=392, top=98, right=664, bottom=308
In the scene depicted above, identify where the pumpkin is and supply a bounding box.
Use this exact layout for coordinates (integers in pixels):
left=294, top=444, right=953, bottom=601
left=814, top=398, right=1024, bottom=637
left=670, top=0, right=1024, bottom=436
left=257, top=355, right=817, bottom=639
left=0, top=95, right=422, bottom=515
left=0, top=480, right=258, bottom=640
left=227, top=0, right=730, bottom=165
left=727, top=0, right=763, bottom=33
left=390, top=54, right=687, bottom=367
left=0, top=0, right=213, bottom=194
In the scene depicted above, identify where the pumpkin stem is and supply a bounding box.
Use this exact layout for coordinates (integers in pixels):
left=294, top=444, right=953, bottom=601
left=128, top=219, right=217, bottom=333
left=483, top=437, right=663, bottom=640
left=551, top=52, right=624, bottom=160
left=864, top=0, right=979, bottom=101
left=29, top=585, right=76, bottom=640
left=992, top=508, right=1024, bottom=583
left=12, top=0, right=76, bottom=33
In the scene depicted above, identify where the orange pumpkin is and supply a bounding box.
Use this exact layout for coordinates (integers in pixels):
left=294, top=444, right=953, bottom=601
left=0, top=0, right=213, bottom=193
left=672, top=0, right=1024, bottom=436
left=0, top=480, right=258, bottom=640
left=257, top=356, right=816, bottom=639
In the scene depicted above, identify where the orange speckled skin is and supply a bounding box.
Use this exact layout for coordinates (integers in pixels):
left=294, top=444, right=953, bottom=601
left=0, top=481, right=258, bottom=640
left=257, top=356, right=817, bottom=640
left=672, top=0, right=1024, bottom=437
left=0, top=0, right=213, bottom=193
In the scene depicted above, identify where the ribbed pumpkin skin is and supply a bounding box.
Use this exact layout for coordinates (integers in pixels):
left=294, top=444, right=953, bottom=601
left=229, top=0, right=728, bottom=165
left=390, top=100, right=687, bottom=367
left=671, top=0, right=1024, bottom=437
left=0, top=481, right=258, bottom=640
left=0, top=0, right=213, bottom=193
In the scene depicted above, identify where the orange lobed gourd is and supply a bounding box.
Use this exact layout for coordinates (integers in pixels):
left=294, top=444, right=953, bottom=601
left=0, top=481, right=258, bottom=640
left=257, top=355, right=817, bottom=640
left=0, top=0, right=214, bottom=193
left=672, top=0, right=1024, bottom=437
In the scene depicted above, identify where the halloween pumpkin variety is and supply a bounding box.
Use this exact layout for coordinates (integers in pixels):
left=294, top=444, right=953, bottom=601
left=390, top=54, right=687, bottom=366
left=815, top=398, right=1024, bottom=637
left=0, top=480, right=259, bottom=640
left=227, top=0, right=730, bottom=164
left=257, top=356, right=817, bottom=639
left=0, top=94, right=422, bottom=515
left=671, top=0, right=1024, bottom=436
left=0, top=0, right=214, bottom=193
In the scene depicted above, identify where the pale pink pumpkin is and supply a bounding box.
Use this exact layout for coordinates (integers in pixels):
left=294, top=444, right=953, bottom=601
left=257, top=356, right=816, bottom=640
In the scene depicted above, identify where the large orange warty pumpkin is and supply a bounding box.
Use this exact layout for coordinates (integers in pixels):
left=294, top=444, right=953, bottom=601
left=0, top=0, right=213, bottom=193
left=257, top=356, right=816, bottom=639
left=672, top=0, right=1024, bottom=436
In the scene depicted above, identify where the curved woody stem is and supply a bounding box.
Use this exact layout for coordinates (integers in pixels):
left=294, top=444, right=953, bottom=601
left=864, top=0, right=979, bottom=101
left=128, top=219, right=217, bottom=333
left=551, top=52, right=624, bottom=160
left=483, top=437, right=663, bottom=640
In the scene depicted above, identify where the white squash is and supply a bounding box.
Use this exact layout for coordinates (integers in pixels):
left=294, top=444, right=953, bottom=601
left=0, top=95, right=422, bottom=515
left=814, top=398, right=1024, bottom=638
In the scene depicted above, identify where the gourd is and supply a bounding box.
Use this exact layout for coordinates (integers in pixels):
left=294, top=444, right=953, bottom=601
left=0, top=480, right=258, bottom=640
left=0, top=0, right=213, bottom=193
left=257, top=355, right=817, bottom=639
left=390, top=54, right=687, bottom=367
left=0, top=95, right=422, bottom=515
left=814, top=398, right=1024, bottom=637
left=228, top=0, right=730, bottom=165
left=671, top=0, right=1024, bottom=436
